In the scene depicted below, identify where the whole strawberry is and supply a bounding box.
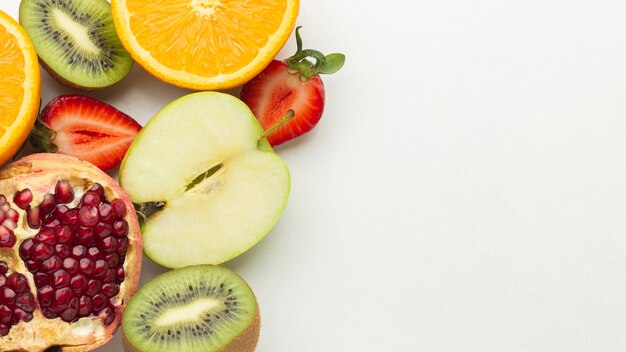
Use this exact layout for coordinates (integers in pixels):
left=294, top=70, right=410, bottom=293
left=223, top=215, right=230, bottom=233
left=29, top=95, right=142, bottom=171
left=241, top=27, right=345, bottom=146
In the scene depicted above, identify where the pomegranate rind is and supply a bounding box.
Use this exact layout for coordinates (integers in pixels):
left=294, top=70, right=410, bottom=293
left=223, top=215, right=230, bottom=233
left=0, top=153, right=142, bottom=352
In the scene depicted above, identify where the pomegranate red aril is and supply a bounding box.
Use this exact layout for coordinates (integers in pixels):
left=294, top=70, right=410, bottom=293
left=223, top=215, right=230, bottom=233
left=52, top=287, right=73, bottom=312
left=54, top=244, right=71, bottom=257
left=54, top=180, right=74, bottom=204
left=87, top=247, right=100, bottom=260
left=102, top=307, right=115, bottom=325
left=53, top=204, right=69, bottom=220
left=79, top=258, right=94, bottom=275
left=81, top=191, right=101, bottom=207
left=27, top=206, right=43, bottom=229
left=0, top=212, right=5, bottom=225
left=103, top=269, right=116, bottom=283
left=63, top=258, right=78, bottom=273
left=41, top=255, right=62, bottom=273
left=60, top=298, right=79, bottom=322
left=25, top=260, right=39, bottom=271
left=13, top=189, right=32, bottom=210
left=2, top=288, right=16, bottom=305
left=12, top=309, right=31, bottom=323
left=32, top=243, right=54, bottom=261
left=7, top=273, right=29, bottom=293
left=52, top=270, right=70, bottom=288
left=111, top=199, right=126, bottom=218
left=101, top=283, right=119, bottom=297
left=42, top=309, right=57, bottom=319
left=56, top=225, right=74, bottom=244
left=77, top=227, right=95, bottom=246
left=88, top=183, right=105, bottom=197
left=85, top=279, right=101, bottom=296
left=2, top=219, right=16, bottom=232
left=101, top=237, right=117, bottom=254
left=79, top=205, right=99, bottom=227
left=104, top=253, right=119, bottom=267
left=0, top=227, right=16, bottom=248
left=95, top=223, right=112, bottom=239
left=0, top=276, right=5, bottom=287
left=78, top=296, right=92, bottom=316
left=42, top=217, right=61, bottom=230
left=92, top=293, right=106, bottom=311
left=40, top=194, right=56, bottom=215
left=72, top=245, right=87, bottom=258
left=116, top=268, right=125, bottom=282
left=112, top=220, right=128, bottom=237
left=116, top=238, right=129, bottom=256
left=0, top=195, right=5, bottom=203
left=36, top=228, right=56, bottom=244
left=0, top=306, right=11, bottom=324
left=18, top=239, right=34, bottom=260
left=93, top=260, right=108, bottom=278
left=34, top=272, right=49, bottom=286
left=38, top=286, right=53, bottom=306
left=98, top=203, right=115, bottom=223
left=70, top=275, right=87, bottom=295
left=15, top=292, right=35, bottom=312
left=0, top=262, right=7, bottom=274
left=6, top=208, right=18, bottom=224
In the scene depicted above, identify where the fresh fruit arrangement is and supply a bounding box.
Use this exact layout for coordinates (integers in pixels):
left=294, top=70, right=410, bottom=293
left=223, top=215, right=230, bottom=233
left=0, top=0, right=343, bottom=349
left=19, top=0, right=133, bottom=90
left=119, top=92, right=290, bottom=268
left=242, top=27, right=345, bottom=145
left=122, top=265, right=259, bottom=352
left=29, top=95, right=142, bottom=172
left=0, top=154, right=141, bottom=351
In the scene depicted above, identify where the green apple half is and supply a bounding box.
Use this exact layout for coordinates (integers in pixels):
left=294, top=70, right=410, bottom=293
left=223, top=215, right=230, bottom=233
left=119, top=92, right=290, bottom=268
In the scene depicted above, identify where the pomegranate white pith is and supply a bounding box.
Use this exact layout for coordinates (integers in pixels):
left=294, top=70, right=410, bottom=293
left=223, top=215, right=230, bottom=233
left=0, top=154, right=141, bottom=352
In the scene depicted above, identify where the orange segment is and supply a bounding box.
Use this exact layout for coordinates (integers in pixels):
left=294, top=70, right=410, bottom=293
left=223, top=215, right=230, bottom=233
left=112, top=0, right=298, bottom=90
left=0, top=11, right=41, bottom=165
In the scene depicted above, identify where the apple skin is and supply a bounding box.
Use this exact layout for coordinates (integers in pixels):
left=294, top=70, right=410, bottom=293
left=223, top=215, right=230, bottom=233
left=119, top=92, right=290, bottom=268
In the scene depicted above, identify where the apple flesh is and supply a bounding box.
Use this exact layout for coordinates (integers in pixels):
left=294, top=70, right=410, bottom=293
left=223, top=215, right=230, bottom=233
left=119, top=92, right=290, bottom=268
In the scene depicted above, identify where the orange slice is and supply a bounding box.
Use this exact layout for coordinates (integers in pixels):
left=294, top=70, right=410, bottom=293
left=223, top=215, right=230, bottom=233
left=0, top=10, right=40, bottom=165
left=111, top=0, right=299, bottom=90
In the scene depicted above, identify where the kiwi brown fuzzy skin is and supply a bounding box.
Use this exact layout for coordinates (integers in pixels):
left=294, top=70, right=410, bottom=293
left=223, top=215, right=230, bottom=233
left=121, top=304, right=261, bottom=352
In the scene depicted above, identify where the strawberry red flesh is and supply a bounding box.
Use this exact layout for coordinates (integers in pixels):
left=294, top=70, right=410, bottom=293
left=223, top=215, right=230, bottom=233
left=30, top=95, right=142, bottom=171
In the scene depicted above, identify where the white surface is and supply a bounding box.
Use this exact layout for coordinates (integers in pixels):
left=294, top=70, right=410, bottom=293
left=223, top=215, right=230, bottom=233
left=3, top=0, right=626, bottom=351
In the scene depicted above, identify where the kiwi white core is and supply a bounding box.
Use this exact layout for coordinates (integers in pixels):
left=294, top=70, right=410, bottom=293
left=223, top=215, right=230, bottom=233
left=155, top=299, right=221, bottom=327
left=52, top=8, right=100, bottom=55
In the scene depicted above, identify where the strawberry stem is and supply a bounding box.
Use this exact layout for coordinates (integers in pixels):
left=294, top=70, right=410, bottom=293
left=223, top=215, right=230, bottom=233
left=259, top=110, right=295, bottom=141
left=285, top=26, right=345, bottom=81
left=29, top=117, right=58, bottom=153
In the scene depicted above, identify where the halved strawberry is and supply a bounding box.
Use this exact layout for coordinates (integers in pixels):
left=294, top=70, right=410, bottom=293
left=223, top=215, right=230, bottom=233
left=241, top=27, right=345, bottom=146
left=29, top=95, right=142, bottom=171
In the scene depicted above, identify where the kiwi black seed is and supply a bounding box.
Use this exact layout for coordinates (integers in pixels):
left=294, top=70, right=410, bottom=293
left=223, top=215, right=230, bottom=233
left=19, top=0, right=133, bottom=90
left=122, top=265, right=260, bottom=352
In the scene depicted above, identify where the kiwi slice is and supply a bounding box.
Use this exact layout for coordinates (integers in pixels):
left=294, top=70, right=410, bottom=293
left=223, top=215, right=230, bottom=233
left=122, top=265, right=260, bottom=352
left=19, top=0, right=133, bottom=89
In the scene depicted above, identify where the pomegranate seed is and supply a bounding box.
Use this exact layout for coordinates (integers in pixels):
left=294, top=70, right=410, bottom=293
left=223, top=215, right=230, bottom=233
left=12, top=308, right=31, bottom=324
left=63, top=258, right=78, bottom=273
left=81, top=191, right=101, bottom=207
left=36, top=228, right=57, bottom=244
left=42, top=217, right=61, bottom=229
left=92, top=293, right=107, bottom=311
left=41, top=255, right=62, bottom=273
left=102, top=307, right=115, bottom=325
left=101, top=237, right=117, bottom=254
left=0, top=202, right=9, bottom=213
left=112, top=220, right=128, bottom=238
left=93, top=260, right=108, bottom=278
left=111, top=199, right=126, bottom=218
left=85, top=279, right=101, bottom=296
left=89, top=183, right=105, bottom=197
left=95, top=223, right=112, bottom=239
left=79, top=258, right=94, bottom=275
left=87, top=247, right=100, bottom=260
left=72, top=245, right=87, bottom=258
left=55, top=244, right=71, bottom=257
left=52, top=270, right=70, bottom=288
left=1, top=220, right=16, bottom=232
left=13, top=189, right=32, bottom=210
left=103, top=269, right=116, bottom=283
left=77, top=227, right=94, bottom=246
left=0, top=261, right=7, bottom=275
left=0, top=324, right=9, bottom=336
left=5, top=209, right=18, bottom=224
left=53, top=205, right=69, bottom=219
left=116, top=238, right=129, bottom=256
left=0, top=306, right=11, bottom=324
left=60, top=298, right=79, bottom=322
left=0, top=227, right=16, bottom=248
left=38, top=286, right=53, bottom=306
left=79, top=205, right=98, bottom=227
left=0, top=195, right=5, bottom=203
left=52, top=287, right=73, bottom=312
left=104, top=253, right=119, bottom=267
left=54, top=180, right=74, bottom=204
left=0, top=275, right=5, bottom=286
left=57, top=225, right=74, bottom=244
left=2, top=288, right=16, bottom=305
left=27, top=206, right=42, bottom=229
left=7, top=273, right=29, bottom=293
left=42, top=309, right=57, bottom=319
left=78, top=296, right=92, bottom=316
left=15, top=292, right=35, bottom=312
left=34, top=272, right=49, bottom=286
left=25, top=260, right=39, bottom=271
left=98, top=203, right=115, bottom=223
left=63, top=209, right=79, bottom=226
left=32, top=243, right=54, bottom=261
left=0, top=212, right=5, bottom=224
left=70, top=275, right=87, bottom=295
left=40, top=194, right=56, bottom=214
left=19, top=239, right=34, bottom=260
left=101, top=283, right=119, bottom=297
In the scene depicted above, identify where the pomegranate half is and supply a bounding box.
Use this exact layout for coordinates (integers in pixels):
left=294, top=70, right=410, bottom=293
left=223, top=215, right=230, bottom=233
left=0, top=154, right=141, bottom=351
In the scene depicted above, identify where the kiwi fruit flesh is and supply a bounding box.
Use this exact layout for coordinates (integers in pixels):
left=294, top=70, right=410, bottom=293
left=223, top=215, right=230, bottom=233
left=122, top=265, right=260, bottom=352
left=19, top=0, right=133, bottom=89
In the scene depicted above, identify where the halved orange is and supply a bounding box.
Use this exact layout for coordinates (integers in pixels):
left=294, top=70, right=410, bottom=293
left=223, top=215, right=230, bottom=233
left=111, top=0, right=299, bottom=90
left=0, top=10, right=40, bottom=165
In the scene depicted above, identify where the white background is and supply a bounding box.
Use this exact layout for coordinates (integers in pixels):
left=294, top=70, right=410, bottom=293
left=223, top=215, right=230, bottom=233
left=3, top=0, right=626, bottom=351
